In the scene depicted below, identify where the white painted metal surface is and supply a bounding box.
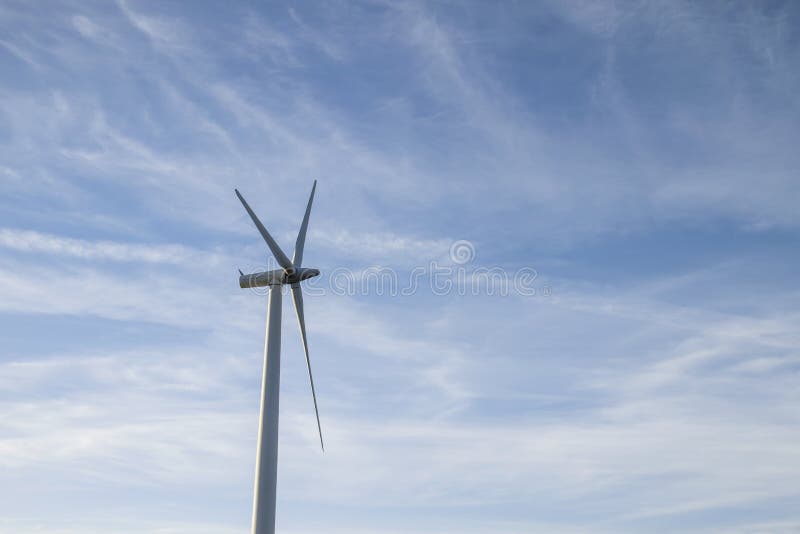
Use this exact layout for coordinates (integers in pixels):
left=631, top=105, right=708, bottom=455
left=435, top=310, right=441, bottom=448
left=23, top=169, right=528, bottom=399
left=251, top=284, right=282, bottom=534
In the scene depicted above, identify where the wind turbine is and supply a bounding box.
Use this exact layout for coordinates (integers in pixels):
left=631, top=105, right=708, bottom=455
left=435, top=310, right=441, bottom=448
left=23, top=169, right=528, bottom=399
left=235, top=180, right=323, bottom=534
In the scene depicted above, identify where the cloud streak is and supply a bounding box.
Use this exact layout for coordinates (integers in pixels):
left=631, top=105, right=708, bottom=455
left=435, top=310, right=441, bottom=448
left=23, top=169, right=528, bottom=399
left=0, top=228, right=200, bottom=264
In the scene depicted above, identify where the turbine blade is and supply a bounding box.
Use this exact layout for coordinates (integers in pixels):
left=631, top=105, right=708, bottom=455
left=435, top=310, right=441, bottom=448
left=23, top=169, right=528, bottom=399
left=292, top=180, right=316, bottom=268
left=235, top=189, right=294, bottom=271
left=291, top=283, right=324, bottom=452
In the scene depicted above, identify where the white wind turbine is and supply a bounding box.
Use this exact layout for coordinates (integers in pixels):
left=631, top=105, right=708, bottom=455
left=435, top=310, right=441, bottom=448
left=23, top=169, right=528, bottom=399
left=235, top=180, right=322, bottom=534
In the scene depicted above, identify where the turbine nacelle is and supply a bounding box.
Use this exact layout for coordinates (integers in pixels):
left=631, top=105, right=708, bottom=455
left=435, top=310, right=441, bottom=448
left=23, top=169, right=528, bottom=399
left=239, top=267, right=320, bottom=289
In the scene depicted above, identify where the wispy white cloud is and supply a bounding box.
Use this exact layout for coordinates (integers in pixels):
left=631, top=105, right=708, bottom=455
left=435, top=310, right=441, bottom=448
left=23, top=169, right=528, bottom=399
left=286, top=6, right=348, bottom=62
left=0, top=228, right=201, bottom=264
left=116, top=0, right=193, bottom=56
left=0, top=37, right=41, bottom=70
left=310, top=227, right=451, bottom=264
left=0, top=258, right=244, bottom=329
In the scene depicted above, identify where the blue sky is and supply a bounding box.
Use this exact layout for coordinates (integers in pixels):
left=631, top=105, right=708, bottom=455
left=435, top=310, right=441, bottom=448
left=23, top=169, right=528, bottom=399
left=1, top=1, right=800, bottom=532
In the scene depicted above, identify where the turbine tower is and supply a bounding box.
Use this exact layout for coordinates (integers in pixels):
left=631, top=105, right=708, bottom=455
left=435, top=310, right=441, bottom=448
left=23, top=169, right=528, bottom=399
left=235, top=180, right=323, bottom=534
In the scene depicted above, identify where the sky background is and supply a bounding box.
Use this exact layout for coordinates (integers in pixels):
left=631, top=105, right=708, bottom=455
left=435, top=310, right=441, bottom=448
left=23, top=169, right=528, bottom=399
left=1, top=1, right=800, bottom=532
